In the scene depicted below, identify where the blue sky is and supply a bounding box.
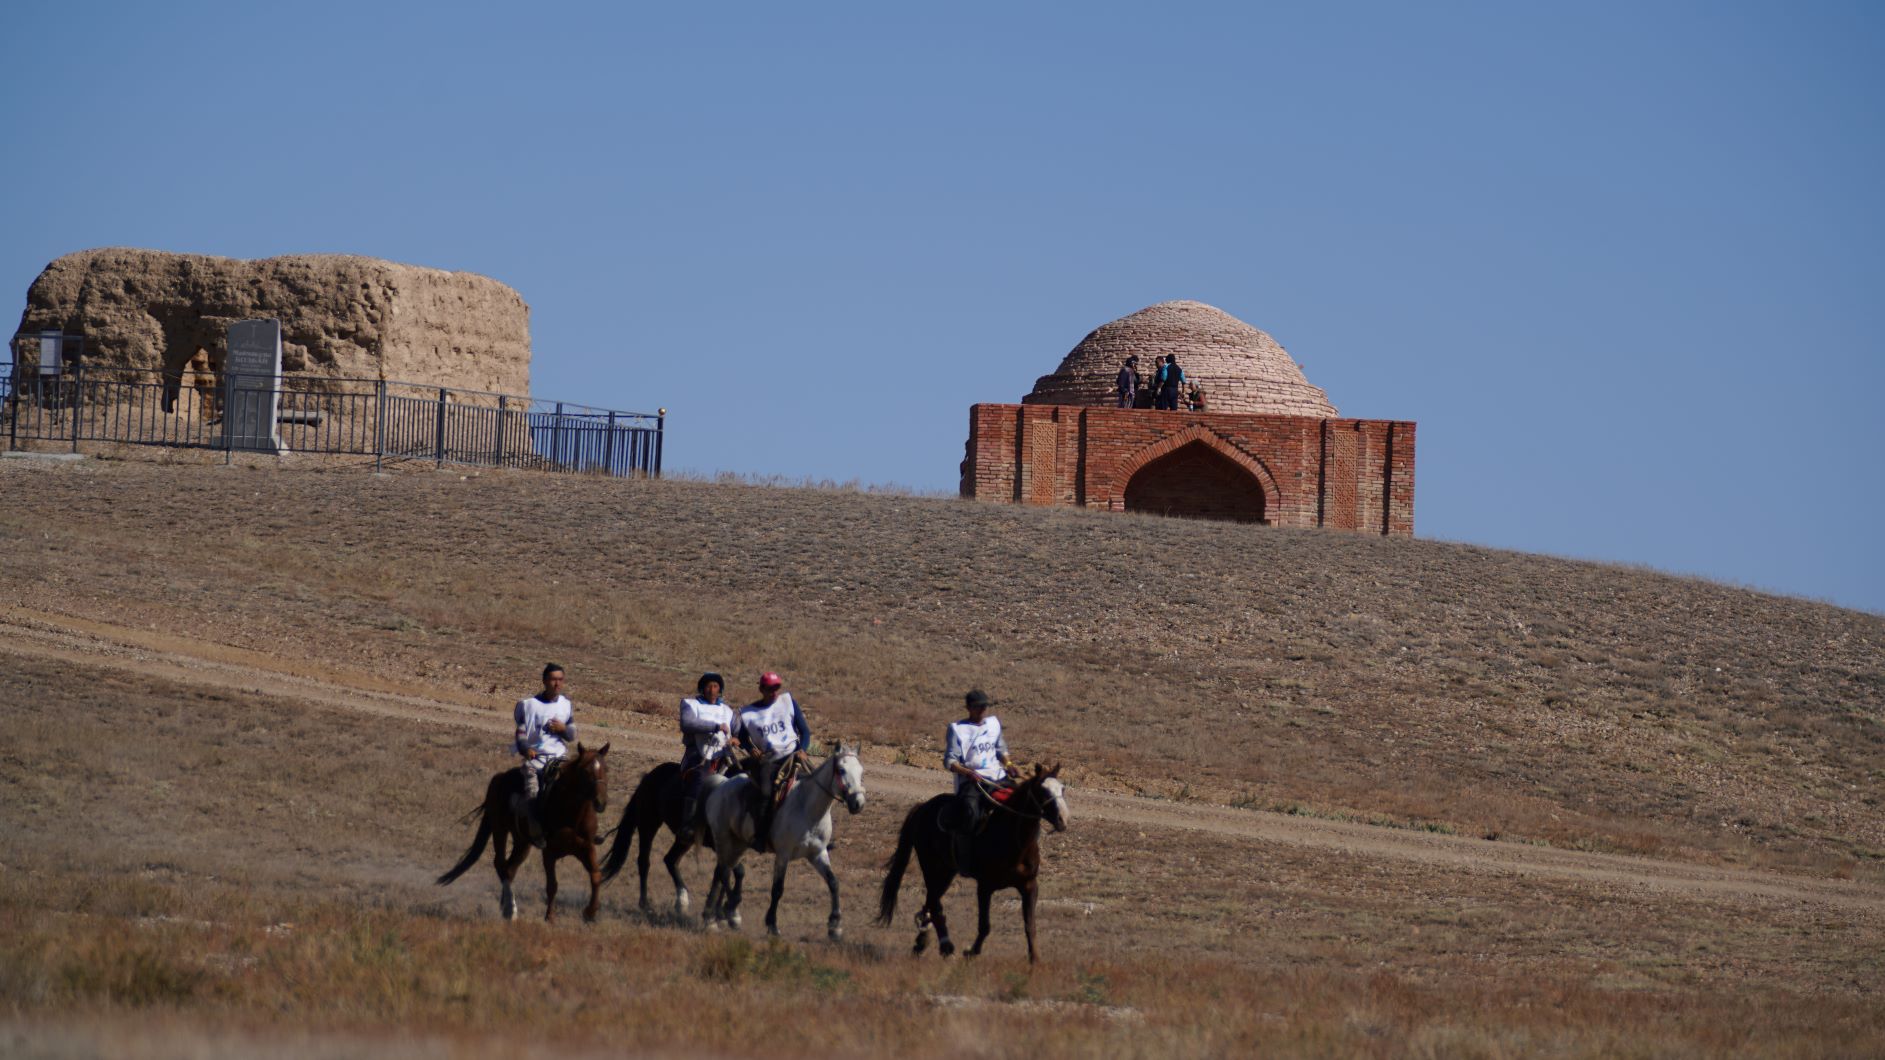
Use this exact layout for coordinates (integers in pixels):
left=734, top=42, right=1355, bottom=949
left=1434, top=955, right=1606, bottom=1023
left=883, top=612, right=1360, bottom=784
left=5, top=2, right=1881, bottom=613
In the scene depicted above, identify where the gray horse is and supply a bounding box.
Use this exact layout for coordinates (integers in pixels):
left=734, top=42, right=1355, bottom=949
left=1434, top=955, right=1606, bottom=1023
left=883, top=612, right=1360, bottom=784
left=699, top=746, right=865, bottom=940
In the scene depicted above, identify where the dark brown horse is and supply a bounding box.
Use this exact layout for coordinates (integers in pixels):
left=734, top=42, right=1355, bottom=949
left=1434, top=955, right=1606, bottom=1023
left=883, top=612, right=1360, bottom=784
left=598, top=760, right=726, bottom=918
left=878, top=764, right=1068, bottom=963
left=437, top=743, right=611, bottom=922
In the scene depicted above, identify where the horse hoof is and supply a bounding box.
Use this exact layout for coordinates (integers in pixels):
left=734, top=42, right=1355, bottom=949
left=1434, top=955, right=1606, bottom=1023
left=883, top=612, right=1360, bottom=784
left=939, top=941, right=956, bottom=957
left=828, top=928, right=843, bottom=943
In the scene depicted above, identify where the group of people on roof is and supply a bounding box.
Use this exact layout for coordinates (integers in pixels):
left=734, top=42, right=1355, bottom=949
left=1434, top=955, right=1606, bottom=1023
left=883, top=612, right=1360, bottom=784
left=1116, top=354, right=1205, bottom=411
left=509, top=666, right=1018, bottom=866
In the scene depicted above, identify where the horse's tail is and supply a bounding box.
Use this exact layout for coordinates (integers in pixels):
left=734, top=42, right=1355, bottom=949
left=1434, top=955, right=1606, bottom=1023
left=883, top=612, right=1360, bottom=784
left=877, top=801, right=924, bottom=926
left=437, top=777, right=501, bottom=882
left=600, top=763, right=670, bottom=884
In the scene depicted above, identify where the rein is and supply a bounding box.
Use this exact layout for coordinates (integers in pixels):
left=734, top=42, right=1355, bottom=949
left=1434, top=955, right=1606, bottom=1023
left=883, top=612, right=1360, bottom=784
left=972, top=778, right=1050, bottom=822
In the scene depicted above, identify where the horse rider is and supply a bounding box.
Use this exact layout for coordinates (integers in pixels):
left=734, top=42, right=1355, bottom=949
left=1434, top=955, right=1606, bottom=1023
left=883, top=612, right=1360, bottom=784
left=513, top=662, right=577, bottom=848
left=734, top=671, right=813, bottom=854
left=677, top=671, right=736, bottom=844
left=945, top=689, right=1018, bottom=876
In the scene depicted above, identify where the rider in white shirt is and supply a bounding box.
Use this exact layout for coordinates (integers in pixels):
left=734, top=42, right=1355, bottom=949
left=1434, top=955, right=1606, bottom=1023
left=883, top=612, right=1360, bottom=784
left=734, top=671, right=813, bottom=854
left=677, top=672, right=734, bottom=843
left=513, top=663, right=577, bottom=848
left=944, top=689, right=1017, bottom=876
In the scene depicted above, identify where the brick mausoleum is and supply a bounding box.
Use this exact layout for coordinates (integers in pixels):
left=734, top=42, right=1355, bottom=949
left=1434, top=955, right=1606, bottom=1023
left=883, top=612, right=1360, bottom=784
left=959, top=301, right=1415, bottom=535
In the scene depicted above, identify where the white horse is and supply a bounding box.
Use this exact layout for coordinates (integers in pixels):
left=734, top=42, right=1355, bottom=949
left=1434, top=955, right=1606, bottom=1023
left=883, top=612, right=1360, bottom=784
left=699, top=746, right=865, bottom=941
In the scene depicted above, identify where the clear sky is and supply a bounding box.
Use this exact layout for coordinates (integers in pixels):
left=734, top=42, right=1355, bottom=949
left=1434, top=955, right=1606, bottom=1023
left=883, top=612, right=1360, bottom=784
left=5, top=2, right=1881, bottom=613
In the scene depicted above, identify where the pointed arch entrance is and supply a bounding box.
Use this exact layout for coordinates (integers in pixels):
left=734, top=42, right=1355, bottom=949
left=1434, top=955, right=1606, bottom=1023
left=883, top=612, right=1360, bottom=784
left=1116, top=433, right=1277, bottom=524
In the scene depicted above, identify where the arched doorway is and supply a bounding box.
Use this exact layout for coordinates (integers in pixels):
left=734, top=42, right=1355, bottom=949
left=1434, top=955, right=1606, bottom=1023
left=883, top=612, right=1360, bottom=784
left=1122, top=440, right=1268, bottom=523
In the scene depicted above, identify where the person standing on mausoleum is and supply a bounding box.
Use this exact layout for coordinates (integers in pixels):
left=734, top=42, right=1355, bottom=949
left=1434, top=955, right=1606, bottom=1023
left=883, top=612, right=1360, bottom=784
left=1156, top=354, right=1185, bottom=410
left=1115, top=355, right=1140, bottom=408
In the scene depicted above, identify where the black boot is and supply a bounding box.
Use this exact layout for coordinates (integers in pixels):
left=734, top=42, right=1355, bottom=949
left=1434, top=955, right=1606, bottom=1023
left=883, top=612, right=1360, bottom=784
left=953, top=829, right=975, bottom=879
left=676, top=795, right=699, bottom=846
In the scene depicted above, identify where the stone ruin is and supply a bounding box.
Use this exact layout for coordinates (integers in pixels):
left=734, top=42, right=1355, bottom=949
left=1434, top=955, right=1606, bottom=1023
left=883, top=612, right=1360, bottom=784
left=10, top=248, right=532, bottom=400
left=963, top=300, right=1415, bottom=534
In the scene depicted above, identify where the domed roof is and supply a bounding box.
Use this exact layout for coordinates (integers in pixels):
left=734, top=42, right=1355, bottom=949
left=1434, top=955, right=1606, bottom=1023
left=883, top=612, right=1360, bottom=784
left=1023, top=300, right=1338, bottom=417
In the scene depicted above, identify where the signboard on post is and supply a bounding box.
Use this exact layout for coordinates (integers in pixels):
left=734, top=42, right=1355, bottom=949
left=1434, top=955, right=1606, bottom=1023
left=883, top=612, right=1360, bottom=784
left=224, top=319, right=282, bottom=453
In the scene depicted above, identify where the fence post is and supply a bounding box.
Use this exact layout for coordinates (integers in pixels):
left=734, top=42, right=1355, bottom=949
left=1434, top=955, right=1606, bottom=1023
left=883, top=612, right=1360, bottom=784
left=70, top=363, right=83, bottom=453
left=435, top=387, right=447, bottom=468
left=654, top=408, right=665, bottom=478
left=495, top=395, right=506, bottom=469
left=374, top=379, right=387, bottom=473
left=552, top=402, right=564, bottom=468
left=603, top=410, right=616, bottom=476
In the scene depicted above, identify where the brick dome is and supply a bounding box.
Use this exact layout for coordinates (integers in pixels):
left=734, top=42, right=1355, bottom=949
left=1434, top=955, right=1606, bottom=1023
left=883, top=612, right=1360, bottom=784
left=1023, top=300, right=1338, bottom=417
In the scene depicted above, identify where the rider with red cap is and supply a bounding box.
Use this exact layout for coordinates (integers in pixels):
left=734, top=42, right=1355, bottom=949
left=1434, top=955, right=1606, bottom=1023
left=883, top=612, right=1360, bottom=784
left=734, top=671, right=814, bottom=854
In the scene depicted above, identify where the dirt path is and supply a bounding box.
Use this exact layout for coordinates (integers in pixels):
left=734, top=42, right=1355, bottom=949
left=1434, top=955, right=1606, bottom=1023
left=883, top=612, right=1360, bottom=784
left=5, top=605, right=1880, bottom=916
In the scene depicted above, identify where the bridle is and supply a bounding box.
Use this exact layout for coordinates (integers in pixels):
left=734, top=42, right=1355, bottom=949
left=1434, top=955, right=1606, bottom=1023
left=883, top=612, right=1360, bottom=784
left=807, top=750, right=856, bottom=804
left=973, top=776, right=1055, bottom=823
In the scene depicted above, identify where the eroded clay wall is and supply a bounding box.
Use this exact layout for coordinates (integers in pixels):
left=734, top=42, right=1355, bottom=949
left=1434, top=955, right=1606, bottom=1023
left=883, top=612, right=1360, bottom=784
left=13, top=248, right=530, bottom=395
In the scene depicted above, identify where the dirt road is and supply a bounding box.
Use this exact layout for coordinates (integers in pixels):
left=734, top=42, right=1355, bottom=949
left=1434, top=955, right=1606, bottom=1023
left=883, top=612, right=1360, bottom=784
left=6, top=604, right=1877, bottom=917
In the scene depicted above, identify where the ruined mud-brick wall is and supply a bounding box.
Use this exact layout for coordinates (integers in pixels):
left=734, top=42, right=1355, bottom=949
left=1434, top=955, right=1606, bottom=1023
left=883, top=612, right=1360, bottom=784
left=960, top=403, right=1414, bottom=536
left=12, top=248, right=530, bottom=394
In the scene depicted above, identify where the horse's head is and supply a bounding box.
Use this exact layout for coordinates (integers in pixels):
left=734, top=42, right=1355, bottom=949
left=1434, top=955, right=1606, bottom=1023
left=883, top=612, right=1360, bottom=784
left=571, top=742, right=611, bottom=812
left=1025, top=762, right=1069, bottom=832
left=830, top=743, right=866, bottom=815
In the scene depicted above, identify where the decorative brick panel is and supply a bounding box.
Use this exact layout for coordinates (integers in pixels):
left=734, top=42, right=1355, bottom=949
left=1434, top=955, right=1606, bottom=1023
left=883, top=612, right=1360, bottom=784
left=960, top=404, right=1415, bottom=536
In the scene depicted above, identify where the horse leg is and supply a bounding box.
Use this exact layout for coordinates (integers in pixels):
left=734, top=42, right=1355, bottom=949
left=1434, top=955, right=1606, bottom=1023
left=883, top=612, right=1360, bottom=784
left=542, top=850, right=559, bottom=922
left=1021, top=879, right=1039, bottom=965
left=926, top=862, right=956, bottom=958
left=664, top=836, right=692, bottom=918
left=497, top=824, right=528, bottom=922
left=725, top=862, right=746, bottom=931
left=965, top=880, right=994, bottom=957
left=811, top=848, right=842, bottom=943
left=764, top=855, right=788, bottom=938
left=702, top=862, right=725, bottom=929
left=636, top=817, right=658, bottom=915
left=578, top=842, right=602, bottom=924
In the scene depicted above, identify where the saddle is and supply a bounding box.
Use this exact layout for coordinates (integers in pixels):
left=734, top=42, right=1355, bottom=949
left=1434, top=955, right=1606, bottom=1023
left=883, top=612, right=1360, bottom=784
left=678, top=757, right=732, bottom=785
left=512, top=758, right=564, bottom=796
left=772, top=759, right=799, bottom=809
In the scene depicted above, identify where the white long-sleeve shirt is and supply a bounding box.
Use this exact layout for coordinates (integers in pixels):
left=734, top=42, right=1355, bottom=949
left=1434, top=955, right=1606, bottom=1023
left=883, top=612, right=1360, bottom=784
left=680, top=696, right=735, bottom=764
left=514, top=694, right=573, bottom=759
left=945, top=715, right=1009, bottom=793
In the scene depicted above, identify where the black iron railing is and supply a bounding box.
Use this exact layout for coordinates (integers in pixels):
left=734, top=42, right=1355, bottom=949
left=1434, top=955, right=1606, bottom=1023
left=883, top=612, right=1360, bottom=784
left=0, top=361, right=663, bottom=477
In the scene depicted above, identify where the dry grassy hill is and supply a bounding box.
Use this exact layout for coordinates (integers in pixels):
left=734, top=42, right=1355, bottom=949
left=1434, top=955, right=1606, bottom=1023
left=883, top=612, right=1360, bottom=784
left=5, top=458, right=1877, bottom=873
left=1, top=457, right=1881, bottom=1057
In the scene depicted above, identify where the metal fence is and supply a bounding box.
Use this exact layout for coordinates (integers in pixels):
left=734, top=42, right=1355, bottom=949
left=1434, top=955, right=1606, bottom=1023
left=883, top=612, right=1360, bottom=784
left=0, top=361, right=663, bottom=477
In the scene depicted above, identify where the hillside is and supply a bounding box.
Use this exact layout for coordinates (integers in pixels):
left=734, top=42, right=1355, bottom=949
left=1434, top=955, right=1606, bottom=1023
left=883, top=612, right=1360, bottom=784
left=1, top=457, right=1881, bottom=1057
left=2, top=459, right=1877, bottom=873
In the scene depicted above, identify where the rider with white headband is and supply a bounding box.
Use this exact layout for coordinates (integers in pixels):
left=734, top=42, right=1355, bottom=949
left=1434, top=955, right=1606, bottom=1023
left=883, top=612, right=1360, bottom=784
left=944, top=689, right=1018, bottom=876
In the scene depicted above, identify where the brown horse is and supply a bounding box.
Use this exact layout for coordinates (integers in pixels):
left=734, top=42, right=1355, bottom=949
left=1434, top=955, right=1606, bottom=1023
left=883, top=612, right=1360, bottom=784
left=437, top=743, right=611, bottom=922
left=878, top=764, right=1068, bottom=963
